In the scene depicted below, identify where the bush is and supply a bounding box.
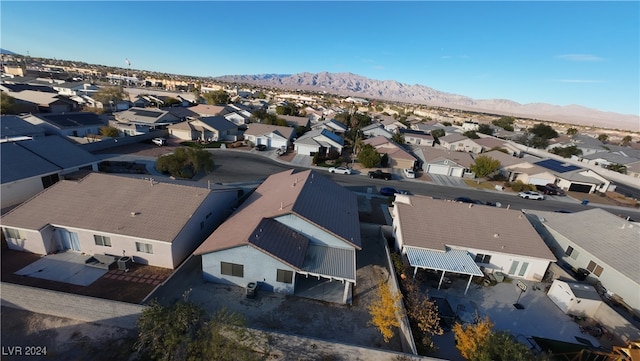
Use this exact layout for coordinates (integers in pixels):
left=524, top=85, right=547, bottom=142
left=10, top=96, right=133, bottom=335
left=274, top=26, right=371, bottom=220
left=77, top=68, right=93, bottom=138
left=509, top=180, right=528, bottom=192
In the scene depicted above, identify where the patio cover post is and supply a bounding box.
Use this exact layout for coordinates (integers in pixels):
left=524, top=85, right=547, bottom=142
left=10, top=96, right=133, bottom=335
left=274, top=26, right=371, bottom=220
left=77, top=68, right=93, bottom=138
left=464, top=274, right=473, bottom=295
left=438, top=270, right=446, bottom=290
left=342, top=281, right=350, bottom=304
left=413, top=266, right=418, bottom=278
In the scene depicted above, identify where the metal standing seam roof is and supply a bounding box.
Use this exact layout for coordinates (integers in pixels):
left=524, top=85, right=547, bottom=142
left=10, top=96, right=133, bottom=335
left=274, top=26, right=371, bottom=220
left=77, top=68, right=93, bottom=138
left=0, top=141, right=60, bottom=184
left=405, top=247, right=483, bottom=276
left=301, top=244, right=356, bottom=282
left=524, top=209, right=640, bottom=281
left=16, top=136, right=98, bottom=169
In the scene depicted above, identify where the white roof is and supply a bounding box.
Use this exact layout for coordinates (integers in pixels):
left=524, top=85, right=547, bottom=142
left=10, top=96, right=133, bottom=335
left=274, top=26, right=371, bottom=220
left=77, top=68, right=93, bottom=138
left=405, top=247, right=483, bottom=276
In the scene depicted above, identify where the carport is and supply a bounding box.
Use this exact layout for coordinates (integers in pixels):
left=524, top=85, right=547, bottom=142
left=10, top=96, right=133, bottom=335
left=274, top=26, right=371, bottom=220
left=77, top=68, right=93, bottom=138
left=405, top=247, right=483, bottom=295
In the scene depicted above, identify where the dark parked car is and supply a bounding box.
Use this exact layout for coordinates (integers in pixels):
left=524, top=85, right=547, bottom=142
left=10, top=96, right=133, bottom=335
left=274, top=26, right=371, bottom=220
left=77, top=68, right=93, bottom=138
left=368, top=169, right=392, bottom=180
left=454, top=196, right=484, bottom=205
left=536, top=183, right=566, bottom=196
left=380, top=187, right=407, bottom=197
left=255, top=144, right=267, bottom=151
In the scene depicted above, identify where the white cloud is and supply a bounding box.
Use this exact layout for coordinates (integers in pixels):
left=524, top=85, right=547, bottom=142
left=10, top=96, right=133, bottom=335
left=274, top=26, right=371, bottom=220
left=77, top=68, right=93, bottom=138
left=556, top=54, right=604, bottom=62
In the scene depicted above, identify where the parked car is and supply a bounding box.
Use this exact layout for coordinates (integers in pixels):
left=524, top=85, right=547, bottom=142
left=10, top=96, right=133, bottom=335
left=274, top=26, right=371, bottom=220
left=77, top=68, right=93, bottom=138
left=403, top=168, right=416, bottom=179
left=152, top=137, right=167, bottom=146
left=535, top=183, right=566, bottom=196
left=519, top=191, right=545, bottom=200
left=368, top=169, right=392, bottom=180
left=380, top=187, right=407, bottom=197
left=328, top=166, right=351, bottom=175
left=255, top=144, right=267, bottom=151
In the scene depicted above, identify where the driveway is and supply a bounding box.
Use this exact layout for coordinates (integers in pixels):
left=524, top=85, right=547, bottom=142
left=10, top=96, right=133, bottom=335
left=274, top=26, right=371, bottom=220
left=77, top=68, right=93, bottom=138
left=428, top=174, right=468, bottom=187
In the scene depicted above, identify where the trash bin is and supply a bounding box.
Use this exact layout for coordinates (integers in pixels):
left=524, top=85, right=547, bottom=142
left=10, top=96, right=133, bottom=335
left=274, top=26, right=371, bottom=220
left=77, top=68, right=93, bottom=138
left=246, top=282, right=257, bottom=299
left=581, top=199, right=589, bottom=206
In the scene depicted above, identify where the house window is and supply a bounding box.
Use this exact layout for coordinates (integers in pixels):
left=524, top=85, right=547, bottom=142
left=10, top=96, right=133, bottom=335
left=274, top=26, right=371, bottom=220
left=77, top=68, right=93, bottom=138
left=565, top=245, right=579, bottom=260
left=276, top=269, right=293, bottom=284
left=474, top=253, right=492, bottom=264
left=135, top=242, right=153, bottom=254
left=94, top=235, right=112, bottom=247
left=586, top=260, right=604, bottom=277
left=4, top=228, right=23, bottom=239
left=220, top=262, right=244, bottom=277
left=518, top=262, right=529, bottom=277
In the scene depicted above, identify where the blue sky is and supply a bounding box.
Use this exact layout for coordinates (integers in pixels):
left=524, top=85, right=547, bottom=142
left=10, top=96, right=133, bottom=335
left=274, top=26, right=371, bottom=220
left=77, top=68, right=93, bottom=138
left=2, top=1, right=638, bottom=115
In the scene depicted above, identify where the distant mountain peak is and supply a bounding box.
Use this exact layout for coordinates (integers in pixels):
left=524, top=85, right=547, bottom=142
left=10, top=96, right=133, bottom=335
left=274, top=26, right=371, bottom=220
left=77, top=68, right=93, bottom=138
left=213, top=72, right=639, bottom=131
left=0, top=48, right=18, bottom=55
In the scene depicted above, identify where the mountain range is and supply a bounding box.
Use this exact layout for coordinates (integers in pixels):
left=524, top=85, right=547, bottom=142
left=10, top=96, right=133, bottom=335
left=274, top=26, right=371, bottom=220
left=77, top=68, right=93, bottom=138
left=214, top=72, right=639, bottom=132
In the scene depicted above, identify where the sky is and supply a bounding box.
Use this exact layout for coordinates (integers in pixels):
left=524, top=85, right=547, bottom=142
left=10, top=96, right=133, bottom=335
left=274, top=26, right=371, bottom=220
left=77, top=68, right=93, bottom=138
left=1, top=1, right=639, bottom=116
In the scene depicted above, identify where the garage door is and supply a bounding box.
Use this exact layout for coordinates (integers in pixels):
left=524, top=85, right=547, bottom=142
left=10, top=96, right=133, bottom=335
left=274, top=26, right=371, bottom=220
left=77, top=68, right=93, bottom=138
left=426, top=164, right=451, bottom=175
left=569, top=183, right=593, bottom=193
left=529, top=177, right=551, bottom=186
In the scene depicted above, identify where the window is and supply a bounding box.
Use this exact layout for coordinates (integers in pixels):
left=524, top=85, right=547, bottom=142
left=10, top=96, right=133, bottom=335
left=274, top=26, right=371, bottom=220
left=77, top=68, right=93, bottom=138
left=220, top=262, right=244, bottom=277
left=277, top=269, right=293, bottom=284
left=474, top=253, right=492, bottom=264
left=565, top=246, right=579, bottom=260
left=135, top=242, right=153, bottom=254
left=587, top=260, right=604, bottom=277
left=4, top=228, right=23, bottom=239
left=41, top=174, right=60, bottom=188
left=94, top=235, right=112, bottom=247
left=518, top=262, right=529, bottom=277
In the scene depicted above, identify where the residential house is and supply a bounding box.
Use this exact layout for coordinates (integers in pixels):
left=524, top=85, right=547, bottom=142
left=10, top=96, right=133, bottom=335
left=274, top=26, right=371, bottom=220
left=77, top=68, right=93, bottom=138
left=0, top=115, right=46, bottom=140
left=361, top=123, right=393, bottom=139
left=524, top=209, right=640, bottom=316
left=312, top=119, right=347, bottom=135
left=391, top=195, right=555, bottom=294
left=399, top=129, right=435, bottom=147
left=577, top=152, right=638, bottom=170
left=379, top=116, right=407, bottom=133
left=363, top=136, right=418, bottom=170
left=474, top=136, right=522, bottom=156
left=21, top=112, right=106, bottom=137
left=461, top=120, right=479, bottom=132
left=194, top=169, right=361, bottom=304
left=114, top=107, right=180, bottom=135
left=1, top=136, right=99, bottom=209
left=168, top=116, right=239, bottom=142
left=438, top=133, right=483, bottom=154
left=243, top=123, right=295, bottom=150
left=278, top=115, right=311, bottom=130
left=52, top=82, right=99, bottom=97
left=189, top=104, right=225, bottom=117
left=548, top=134, right=608, bottom=157
left=294, top=129, right=344, bottom=156
left=1, top=173, right=240, bottom=269
left=7, top=90, right=78, bottom=113
left=534, top=159, right=611, bottom=193
left=419, top=148, right=475, bottom=178
left=160, top=106, right=199, bottom=122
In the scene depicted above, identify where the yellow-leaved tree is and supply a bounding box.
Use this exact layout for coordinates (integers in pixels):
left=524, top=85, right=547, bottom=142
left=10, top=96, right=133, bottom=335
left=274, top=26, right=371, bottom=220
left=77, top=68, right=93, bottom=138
left=368, top=280, right=401, bottom=343
left=452, top=316, right=493, bottom=360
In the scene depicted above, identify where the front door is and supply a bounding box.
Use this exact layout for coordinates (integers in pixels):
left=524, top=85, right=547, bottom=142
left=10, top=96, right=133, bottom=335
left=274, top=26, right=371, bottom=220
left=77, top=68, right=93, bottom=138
left=508, top=261, right=529, bottom=277
left=60, top=230, right=81, bottom=252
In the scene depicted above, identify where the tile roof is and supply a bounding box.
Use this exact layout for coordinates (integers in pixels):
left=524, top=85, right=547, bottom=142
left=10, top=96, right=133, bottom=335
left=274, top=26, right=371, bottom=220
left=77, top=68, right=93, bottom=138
left=243, top=123, right=295, bottom=139
left=188, top=104, right=225, bottom=116
left=481, top=150, right=527, bottom=167
left=422, top=148, right=475, bottom=167
left=198, top=116, right=238, bottom=131
left=524, top=208, right=639, bottom=281
left=194, top=169, right=361, bottom=255
left=438, top=133, right=468, bottom=143
left=394, top=196, right=555, bottom=260
left=1, top=173, right=217, bottom=243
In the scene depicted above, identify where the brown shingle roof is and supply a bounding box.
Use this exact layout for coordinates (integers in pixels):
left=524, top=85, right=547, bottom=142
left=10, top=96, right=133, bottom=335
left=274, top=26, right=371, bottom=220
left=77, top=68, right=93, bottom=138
left=1, top=173, right=215, bottom=243
left=194, top=169, right=361, bottom=256
left=394, top=196, right=555, bottom=260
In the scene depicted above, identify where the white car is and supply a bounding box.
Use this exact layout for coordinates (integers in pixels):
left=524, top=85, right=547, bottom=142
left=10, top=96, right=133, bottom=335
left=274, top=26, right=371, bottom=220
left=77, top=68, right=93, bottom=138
left=328, top=166, right=351, bottom=175
left=519, top=191, right=545, bottom=200
left=403, top=168, right=416, bottom=179
left=152, top=137, right=167, bottom=146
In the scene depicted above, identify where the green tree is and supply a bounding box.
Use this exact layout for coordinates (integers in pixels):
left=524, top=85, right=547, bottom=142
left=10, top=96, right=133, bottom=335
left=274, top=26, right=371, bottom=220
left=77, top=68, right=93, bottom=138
left=475, top=331, right=534, bottom=361
left=392, top=132, right=405, bottom=145
left=566, top=127, right=578, bottom=137
left=606, top=163, right=627, bottom=174
left=491, top=117, right=514, bottom=131
left=358, top=144, right=381, bottom=168
left=477, top=124, right=493, bottom=135
left=431, top=128, right=445, bottom=139
left=441, top=121, right=452, bottom=127
left=368, top=280, right=401, bottom=343
left=463, top=131, right=480, bottom=139
left=93, top=86, right=127, bottom=106
left=203, top=90, right=229, bottom=105
left=470, top=155, right=501, bottom=178
left=0, top=92, right=17, bottom=114
left=163, top=96, right=181, bottom=107
left=156, top=148, right=214, bottom=178
left=99, top=126, right=120, bottom=137
left=598, top=133, right=609, bottom=143
left=621, top=135, right=633, bottom=146
left=549, top=145, right=582, bottom=158
left=529, top=123, right=558, bottom=139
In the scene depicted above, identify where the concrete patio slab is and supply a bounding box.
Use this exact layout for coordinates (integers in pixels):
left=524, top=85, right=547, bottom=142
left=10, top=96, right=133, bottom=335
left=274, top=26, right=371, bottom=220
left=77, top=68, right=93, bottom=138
left=15, top=252, right=107, bottom=286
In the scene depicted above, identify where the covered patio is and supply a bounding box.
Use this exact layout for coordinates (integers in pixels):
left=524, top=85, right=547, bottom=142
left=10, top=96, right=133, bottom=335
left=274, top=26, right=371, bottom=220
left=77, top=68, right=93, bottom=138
left=294, top=244, right=356, bottom=304
left=405, top=247, right=483, bottom=295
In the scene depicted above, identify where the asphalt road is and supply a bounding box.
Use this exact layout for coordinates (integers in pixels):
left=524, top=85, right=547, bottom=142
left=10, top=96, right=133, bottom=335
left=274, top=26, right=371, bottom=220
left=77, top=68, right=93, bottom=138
left=197, top=150, right=640, bottom=220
